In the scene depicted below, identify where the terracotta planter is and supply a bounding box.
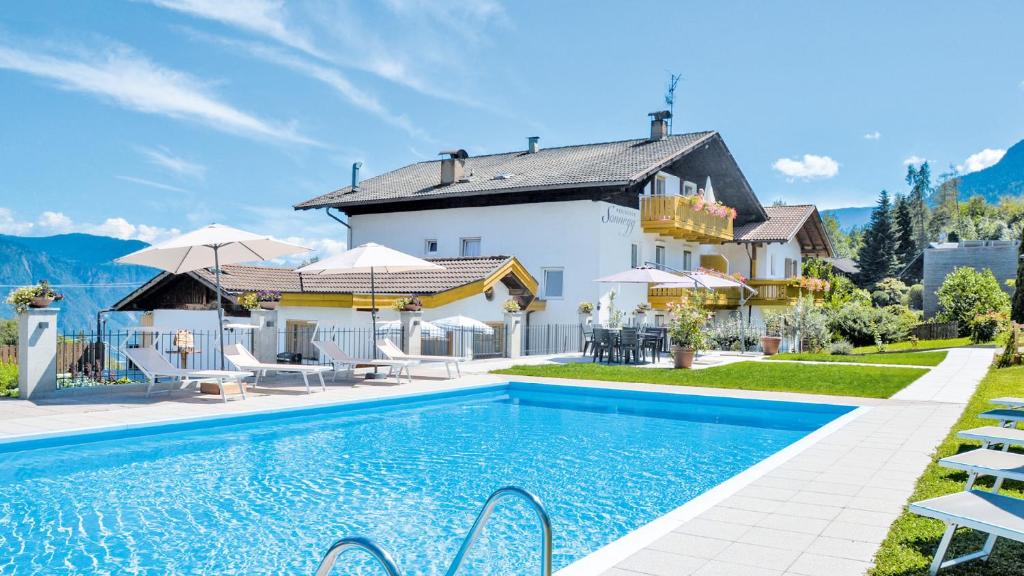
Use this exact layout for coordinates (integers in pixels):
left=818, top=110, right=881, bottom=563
left=672, top=347, right=695, bottom=369
left=761, top=336, right=782, bottom=355
left=402, top=304, right=422, bottom=311
left=29, top=296, right=54, bottom=308
left=259, top=301, right=279, bottom=310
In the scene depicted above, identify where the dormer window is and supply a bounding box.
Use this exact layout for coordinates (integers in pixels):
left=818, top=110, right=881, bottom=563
left=654, top=175, right=667, bottom=196
left=682, top=180, right=698, bottom=196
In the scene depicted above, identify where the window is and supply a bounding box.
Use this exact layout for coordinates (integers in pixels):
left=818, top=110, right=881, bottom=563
left=655, top=245, right=666, bottom=267
left=631, top=244, right=639, bottom=268
left=654, top=175, right=666, bottom=196
left=543, top=268, right=564, bottom=299
left=683, top=250, right=692, bottom=271
left=460, top=237, right=481, bottom=257
left=792, top=259, right=801, bottom=277
left=682, top=181, right=697, bottom=196
left=770, top=254, right=777, bottom=277
left=424, top=239, right=438, bottom=254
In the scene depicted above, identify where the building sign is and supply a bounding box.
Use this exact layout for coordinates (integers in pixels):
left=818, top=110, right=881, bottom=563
left=601, top=205, right=637, bottom=236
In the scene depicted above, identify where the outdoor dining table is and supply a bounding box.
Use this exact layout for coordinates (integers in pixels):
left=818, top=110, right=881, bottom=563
left=593, top=327, right=666, bottom=364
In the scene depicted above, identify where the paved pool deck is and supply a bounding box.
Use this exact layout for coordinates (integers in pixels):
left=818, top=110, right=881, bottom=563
left=0, top=347, right=997, bottom=576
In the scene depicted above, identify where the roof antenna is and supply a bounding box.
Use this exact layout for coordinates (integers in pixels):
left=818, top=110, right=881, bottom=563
left=665, top=73, right=682, bottom=134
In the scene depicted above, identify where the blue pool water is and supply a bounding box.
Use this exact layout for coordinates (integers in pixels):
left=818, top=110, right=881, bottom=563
left=0, top=383, right=852, bottom=575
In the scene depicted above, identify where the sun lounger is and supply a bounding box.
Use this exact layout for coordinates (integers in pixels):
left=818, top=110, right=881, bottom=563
left=958, top=426, right=1024, bottom=449
left=124, top=345, right=251, bottom=402
left=910, top=490, right=1024, bottom=575
left=376, top=338, right=465, bottom=378
left=312, top=340, right=414, bottom=384
left=979, top=408, right=1024, bottom=427
left=223, top=343, right=331, bottom=394
left=990, top=397, right=1024, bottom=409
left=939, top=448, right=1024, bottom=488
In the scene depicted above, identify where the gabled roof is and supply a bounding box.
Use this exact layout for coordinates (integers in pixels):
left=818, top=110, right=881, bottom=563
left=733, top=205, right=834, bottom=256
left=824, top=257, right=860, bottom=276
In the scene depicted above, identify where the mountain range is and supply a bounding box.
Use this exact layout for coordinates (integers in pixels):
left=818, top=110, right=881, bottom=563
left=0, top=234, right=152, bottom=330
left=824, top=137, right=1024, bottom=230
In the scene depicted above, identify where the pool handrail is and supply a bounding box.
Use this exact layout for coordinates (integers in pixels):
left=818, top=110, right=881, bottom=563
left=444, top=485, right=553, bottom=576
left=314, top=536, right=404, bottom=576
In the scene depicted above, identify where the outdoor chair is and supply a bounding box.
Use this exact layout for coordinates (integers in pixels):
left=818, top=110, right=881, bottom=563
left=123, top=345, right=251, bottom=402
left=639, top=328, right=663, bottom=363
left=582, top=325, right=595, bottom=356
left=619, top=328, right=641, bottom=364
left=312, top=340, right=414, bottom=384
left=223, top=343, right=331, bottom=394
left=592, top=328, right=618, bottom=363
left=376, top=338, right=465, bottom=379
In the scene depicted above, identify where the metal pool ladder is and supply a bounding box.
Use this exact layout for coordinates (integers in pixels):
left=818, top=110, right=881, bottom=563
left=314, top=485, right=553, bottom=576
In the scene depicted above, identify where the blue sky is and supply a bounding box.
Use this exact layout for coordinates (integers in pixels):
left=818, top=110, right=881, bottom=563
left=1, top=1, right=1022, bottom=254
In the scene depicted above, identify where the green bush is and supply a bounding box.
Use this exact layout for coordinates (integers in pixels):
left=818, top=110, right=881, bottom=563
left=0, top=319, right=15, bottom=346
left=829, top=303, right=918, bottom=346
left=0, top=362, right=16, bottom=397
left=970, top=311, right=1008, bottom=344
left=936, top=267, right=1011, bottom=336
left=905, top=284, right=924, bottom=310
left=872, top=277, right=908, bottom=307
left=784, top=296, right=831, bottom=352
left=830, top=339, right=854, bottom=355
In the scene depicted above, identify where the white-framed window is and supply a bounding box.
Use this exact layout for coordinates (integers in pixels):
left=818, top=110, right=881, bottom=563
left=770, top=254, right=777, bottom=277
left=682, top=180, right=698, bottom=196
left=542, top=268, right=564, bottom=299
left=424, top=239, right=438, bottom=254
left=460, top=237, right=481, bottom=257
left=631, top=244, right=639, bottom=268
left=654, top=175, right=666, bottom=196
left=655, top=245, right=666, bottom=267
left=683, top=250, right=692, bottom=271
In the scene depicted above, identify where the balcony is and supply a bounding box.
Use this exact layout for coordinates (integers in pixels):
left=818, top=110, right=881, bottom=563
left=648, top=278, right=825, bottom=310
left=640, top=195, right=734, bottom=243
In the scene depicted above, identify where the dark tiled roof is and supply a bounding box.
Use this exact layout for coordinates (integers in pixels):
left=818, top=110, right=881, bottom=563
left=734, top=205, right=816, bottom=242
left=190, top=256, right=512, bottom=295
left=824, top=257, right=860, bottom=275
left=295, top=132, right=717, bottom=209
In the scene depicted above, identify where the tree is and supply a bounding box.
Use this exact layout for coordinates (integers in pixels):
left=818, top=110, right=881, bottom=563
left=1013, top=234, right=1024, bottom=324
left=905, top=162, right=932, bottom=250
left=893, top=194, right=917, bottom=266
left=0, top=319, right=15, bottom=346
left=822, top=214, right=861, bottom=259
left=936, top=267, right=1011, bottom=336
left=857, top=190, right=898, bottom=287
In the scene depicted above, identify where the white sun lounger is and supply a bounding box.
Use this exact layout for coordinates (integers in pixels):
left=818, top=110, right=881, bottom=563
left=958, top=426, right=1024, bottom=449
left=979, top=408, right=1024, bottom=427
left=376, top=338, right=465, bottom=378
left=124, top=346, right=252, bottom=403
left=938, top=448, right=1024, bottom=491
left=223, top=343, right=330, bottom=394
left=311, top=340, right=414, bottom=384
left=910, top=490, right=1024, bottom=575
left=990, top=397, right=1024, bottom=409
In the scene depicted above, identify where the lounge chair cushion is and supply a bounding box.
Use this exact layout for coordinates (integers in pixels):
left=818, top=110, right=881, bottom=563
left=910, top=490, right=1024, bottom=541
left=939, top=448, right=1024, bottom=483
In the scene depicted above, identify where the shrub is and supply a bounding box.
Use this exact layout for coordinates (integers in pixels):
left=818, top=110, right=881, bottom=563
left=707, top=313, right=760, bottom=351
left=872, top=278, right=909, bottom=307
left=936, top=267, right=1011, bottom=336
left=829, top=303, right=918, bottom=346
left=667, top=294, right=710, bottom=351
left=905, top=284, right=924, bottom=310
left=996, top=323, right=1023, bottom=367
left=970, top=311, right=1007, bottom=343
left=0, top=362, right=16, bottom=397
left=784, top=296, right=831, bottom=352
left=0, top=319, right=15, bottom=346
left=830, top=339, right=854, bottom=355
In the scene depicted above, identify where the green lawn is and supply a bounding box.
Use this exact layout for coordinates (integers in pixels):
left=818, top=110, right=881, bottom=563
left=767, top=351, right=948, bottom=367
left=852, top=337, right=991, bottom=354
left=870, top=365, right=1024, bottom=576
left=492, top=361, right=929, bottom=399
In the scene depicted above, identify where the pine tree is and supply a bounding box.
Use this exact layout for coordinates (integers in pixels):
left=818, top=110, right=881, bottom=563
left=893, top=194, right=916, bottom=266
left=1012, top=234, right=1024, bottom=324
left=905, top=163, right=932, bottom=249
left=857, top=190, right=897, bottom=287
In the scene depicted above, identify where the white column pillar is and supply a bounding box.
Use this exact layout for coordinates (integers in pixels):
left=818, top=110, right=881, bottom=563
left=505, top=312, right=523, bottom=358
left=250, top=309, right=279, bottom=363
left=400, top=310, right=422, bottom=356
left=18, top=308, right=58, bottom=399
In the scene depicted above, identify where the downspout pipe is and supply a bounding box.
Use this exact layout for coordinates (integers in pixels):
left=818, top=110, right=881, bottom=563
left=325, top=207, right=352, bottom=249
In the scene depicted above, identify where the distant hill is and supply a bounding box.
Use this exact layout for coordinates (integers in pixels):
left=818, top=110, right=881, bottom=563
left=822, top=206, right=873, bottom=231
left=958, top=138, right=1024, bottom=202
left=0, top=233, right=152, bottom=330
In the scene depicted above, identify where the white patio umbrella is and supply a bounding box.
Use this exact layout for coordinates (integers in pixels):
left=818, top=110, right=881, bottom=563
left=432, top=315, right=495, bottom=335
left=294, top=242, right=444, bottom=358
left=375, top=319, right=445, bottom=338
left=654, top=271, right=758, bottom=298
left=594, top=266, right=690, bottom=285
left=116, top=224, right=311, bottom=368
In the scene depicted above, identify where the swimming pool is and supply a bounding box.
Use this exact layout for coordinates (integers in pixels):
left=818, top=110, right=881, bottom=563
left=0, top=382, right=854, bottom=575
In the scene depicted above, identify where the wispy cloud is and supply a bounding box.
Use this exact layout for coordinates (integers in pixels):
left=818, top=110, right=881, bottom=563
left=0, top=39, right=318, bottom=145
left=863, top=131, right=881, bottom=140
left=116, top=175, right=191, bottom=193
left=903, top=155, right=927, bottom=166
left=772, top=154, right=839, bottom=181
left=957, top=148, right=1005, bottom=174
left=136, top=145, right=207, bottom=179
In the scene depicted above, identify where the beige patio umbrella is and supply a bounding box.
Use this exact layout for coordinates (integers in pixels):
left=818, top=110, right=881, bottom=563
left=295, top=242, right=444, bottom=358
left=116, top=224, right=311, bottom=368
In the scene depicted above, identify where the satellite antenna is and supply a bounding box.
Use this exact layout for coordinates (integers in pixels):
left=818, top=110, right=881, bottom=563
left=665, top=73, right=682, bottom=133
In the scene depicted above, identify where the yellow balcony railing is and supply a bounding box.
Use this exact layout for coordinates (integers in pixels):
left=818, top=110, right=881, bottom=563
left=640, top=195, right=734, bottom=243
left=647, top=278, right=824, bottom=310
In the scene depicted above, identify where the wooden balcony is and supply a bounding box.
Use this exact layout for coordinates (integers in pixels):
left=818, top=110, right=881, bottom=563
left=640, top=195, right=734, bottom=243
left=648, top=278, right=823, bottom=310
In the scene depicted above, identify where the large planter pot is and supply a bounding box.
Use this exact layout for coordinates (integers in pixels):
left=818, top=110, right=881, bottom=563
left=672, top=347, right=696, bottom=369
left=258, top=301, right=279, bottom=310
left=761, top=336, right=782, bottom=355
left=29, top=296, right=54, bottom=308
left=578, top=313, right=592, bottom=325
left=402, top=304, right=422, bottom=311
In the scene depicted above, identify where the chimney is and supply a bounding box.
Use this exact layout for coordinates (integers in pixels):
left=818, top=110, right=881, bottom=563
left=648, top=110, right=672, bottom=141
left=351, top=161, right=363, bottom=192
left=527, top=136, right=540, bottom=154
left=439, top=149, right=468, bottom=185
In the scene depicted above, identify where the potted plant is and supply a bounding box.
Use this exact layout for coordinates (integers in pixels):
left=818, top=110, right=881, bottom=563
left=607, top=290, right=624, bottom=329
left=6, top=280, right=63, bottom=313
left=577, top=301, right=594, bottom=324
left=666, top=297, right=708, bottom=368
left=761, top=310, right=784, bottom=355
left=238, top=292, right=259, bottom=311
left=392, top=295, right=423, bottom=312
left=503, top=296, right=522, bottom=313
left=633, top=302, right=652, bottom=325
left=256, top=290, right=282, bottom=310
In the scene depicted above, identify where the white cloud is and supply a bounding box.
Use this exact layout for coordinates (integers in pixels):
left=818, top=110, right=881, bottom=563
left=772, top=154, right=839, bottom=180
left=957, top=148, right=1006, bottom=174
left=37, top=211, right=73, bottom=232
left=0, top=40, right=317, bottom=145
left=136, top=146, right=206, bottom=179
left=0, top=209, right=180, bottom=243
left=89, top=217, right=179, bottom=243
left=0, top=208, right=34, bottom=235
left=863, top=131, right=881, bottom=140
left=903, top=155, right=927, bottom=166
left=116, top=175, right=191, bottom=193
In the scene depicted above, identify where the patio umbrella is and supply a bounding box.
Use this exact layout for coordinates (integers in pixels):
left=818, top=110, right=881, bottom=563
left=294, top=243, right=444, bottom=358
left=594, top=266, right=689, bottom=285
left=375, top=319, right=445, bottom=338
left=116, top=224, right=311, bottom=368
left=432, top=315, right=495, bottom=335
left=654, top=271, right=758, bottom=298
